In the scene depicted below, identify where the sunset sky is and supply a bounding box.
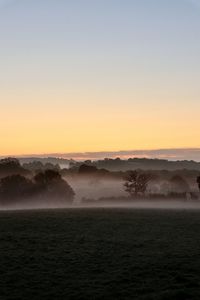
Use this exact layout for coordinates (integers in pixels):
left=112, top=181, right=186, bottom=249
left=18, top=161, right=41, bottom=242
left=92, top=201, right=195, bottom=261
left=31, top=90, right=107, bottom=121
left=0, top=0, right=200, bottom=156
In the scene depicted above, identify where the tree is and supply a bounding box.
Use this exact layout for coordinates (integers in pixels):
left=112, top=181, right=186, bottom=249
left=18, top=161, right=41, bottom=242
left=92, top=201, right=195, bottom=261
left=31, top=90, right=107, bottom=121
left=124, top=171, right=151, bottom=198
left=197, top=176, right=200, bottom=192
left=0, top=170, right=75, bottom=207
left=0, top=175, right=33, bottom=204
left=0, top=157, right=20, bottom=168
left=0, top=157, right=29, bottom=178
left=34, top=169, right=61, bottom=186
left=34, top=170, right=75, bottom=203
left=78, top=164, right=97, bottom=175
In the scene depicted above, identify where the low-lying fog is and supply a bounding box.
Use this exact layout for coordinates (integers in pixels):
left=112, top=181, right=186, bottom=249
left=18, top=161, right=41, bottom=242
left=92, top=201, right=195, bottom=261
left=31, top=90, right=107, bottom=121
left=0, top=177, right=200, bottom=211
left=1, top=200, right=200, bottom=211
left=67, top=178, right=126, bottom=204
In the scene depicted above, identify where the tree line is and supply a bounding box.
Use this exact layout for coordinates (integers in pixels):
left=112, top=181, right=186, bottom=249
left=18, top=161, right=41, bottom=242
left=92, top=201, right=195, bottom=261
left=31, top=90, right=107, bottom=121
left=0, top=158, right=75, bottom=207
left=0, top=158, right=200, bottom=207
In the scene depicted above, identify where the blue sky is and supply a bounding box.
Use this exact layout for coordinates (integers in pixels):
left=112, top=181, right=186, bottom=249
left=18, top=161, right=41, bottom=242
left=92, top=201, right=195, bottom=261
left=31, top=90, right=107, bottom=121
left=0, top=0, right=200, bottom=156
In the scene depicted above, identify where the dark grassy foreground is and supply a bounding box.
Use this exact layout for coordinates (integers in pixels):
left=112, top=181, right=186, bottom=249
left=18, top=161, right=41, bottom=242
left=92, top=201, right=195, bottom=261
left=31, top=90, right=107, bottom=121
left=0, top=208, right=200, bottom=299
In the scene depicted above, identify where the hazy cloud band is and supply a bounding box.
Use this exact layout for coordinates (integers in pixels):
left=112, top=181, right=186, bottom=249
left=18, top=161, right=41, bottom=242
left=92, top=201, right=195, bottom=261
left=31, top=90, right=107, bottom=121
left=8, top=148, right=200, bottom=162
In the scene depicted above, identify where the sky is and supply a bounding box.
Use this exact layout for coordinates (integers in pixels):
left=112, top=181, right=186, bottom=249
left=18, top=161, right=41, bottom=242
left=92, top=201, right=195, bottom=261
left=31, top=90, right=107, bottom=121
left=0, top=0, right=200, bottom=158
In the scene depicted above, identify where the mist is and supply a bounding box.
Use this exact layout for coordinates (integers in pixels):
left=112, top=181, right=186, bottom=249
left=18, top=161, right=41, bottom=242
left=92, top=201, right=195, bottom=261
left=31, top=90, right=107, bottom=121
left=1, top=157, right=200, bottom=211
left=1, top=176, right=200, bottom=211
left=66, top=177, right=125, bottom=204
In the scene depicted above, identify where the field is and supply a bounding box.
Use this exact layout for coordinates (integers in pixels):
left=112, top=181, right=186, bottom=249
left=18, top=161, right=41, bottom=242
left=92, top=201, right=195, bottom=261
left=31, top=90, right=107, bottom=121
left=0, top=208, right=200, bottom=299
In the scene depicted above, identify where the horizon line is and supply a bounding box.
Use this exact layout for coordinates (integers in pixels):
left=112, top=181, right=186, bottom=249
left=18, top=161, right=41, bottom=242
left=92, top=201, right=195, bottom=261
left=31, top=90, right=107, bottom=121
left=1, top=148, right=200, bottom=162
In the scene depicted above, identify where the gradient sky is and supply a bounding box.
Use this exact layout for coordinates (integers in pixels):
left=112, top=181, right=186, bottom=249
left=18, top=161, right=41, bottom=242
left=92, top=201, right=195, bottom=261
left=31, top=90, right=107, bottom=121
left=0, top=0, right=200, bottom=156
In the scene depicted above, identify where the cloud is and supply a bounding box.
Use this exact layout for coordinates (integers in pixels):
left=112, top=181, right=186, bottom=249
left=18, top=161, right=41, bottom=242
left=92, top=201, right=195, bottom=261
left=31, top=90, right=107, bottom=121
left=60, top=148, right=200, bottom=161
left=11, top=148, right=200, bottom=162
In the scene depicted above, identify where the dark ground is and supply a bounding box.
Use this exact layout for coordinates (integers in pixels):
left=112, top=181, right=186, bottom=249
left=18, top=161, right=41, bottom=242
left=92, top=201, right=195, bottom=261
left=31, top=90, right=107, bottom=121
left=0, top=208, right=200, bottom=300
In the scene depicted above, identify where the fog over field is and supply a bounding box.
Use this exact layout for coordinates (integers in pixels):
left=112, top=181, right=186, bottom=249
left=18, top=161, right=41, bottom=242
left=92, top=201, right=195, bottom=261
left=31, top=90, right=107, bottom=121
left=67, top=178, right=125, bottom=203
left=1, top=157, right=200, bottom=210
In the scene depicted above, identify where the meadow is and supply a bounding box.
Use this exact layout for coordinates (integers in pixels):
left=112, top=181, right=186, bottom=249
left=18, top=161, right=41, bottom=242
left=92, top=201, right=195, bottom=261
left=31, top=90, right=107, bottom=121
left=0, top=208, right=200, bottom=299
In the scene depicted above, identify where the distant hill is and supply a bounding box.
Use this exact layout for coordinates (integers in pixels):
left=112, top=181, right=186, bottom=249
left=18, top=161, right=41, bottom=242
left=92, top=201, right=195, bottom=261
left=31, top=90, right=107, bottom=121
left=71, top=158, right=200, bottom=171
left=10, top=157, right=200, bottom=171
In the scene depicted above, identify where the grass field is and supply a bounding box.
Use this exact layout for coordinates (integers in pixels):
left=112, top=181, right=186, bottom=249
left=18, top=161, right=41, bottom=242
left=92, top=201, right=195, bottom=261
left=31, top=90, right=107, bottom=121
left=0, top=208, right=200, bottom=299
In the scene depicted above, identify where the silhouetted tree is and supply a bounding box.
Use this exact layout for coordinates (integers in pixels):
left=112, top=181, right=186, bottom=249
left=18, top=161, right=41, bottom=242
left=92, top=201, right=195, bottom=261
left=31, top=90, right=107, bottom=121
left=34, top=170, right=75, bottom=203
left=78, top=164, right=98, bottom=175
left=124, top=171, right=151, bottom=198
left=197, top=176, right=200, bottom=192
left=0, top=157, right=29, bottom=178
left=0, top=170, right=75, bottom=207
left=23, top=161, right=60, bottom=172
left=0, top=157, right=20, bottom=168
left=0, top=175, right=33, bottom=204
left=34, top=169, right=61, bottom=185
